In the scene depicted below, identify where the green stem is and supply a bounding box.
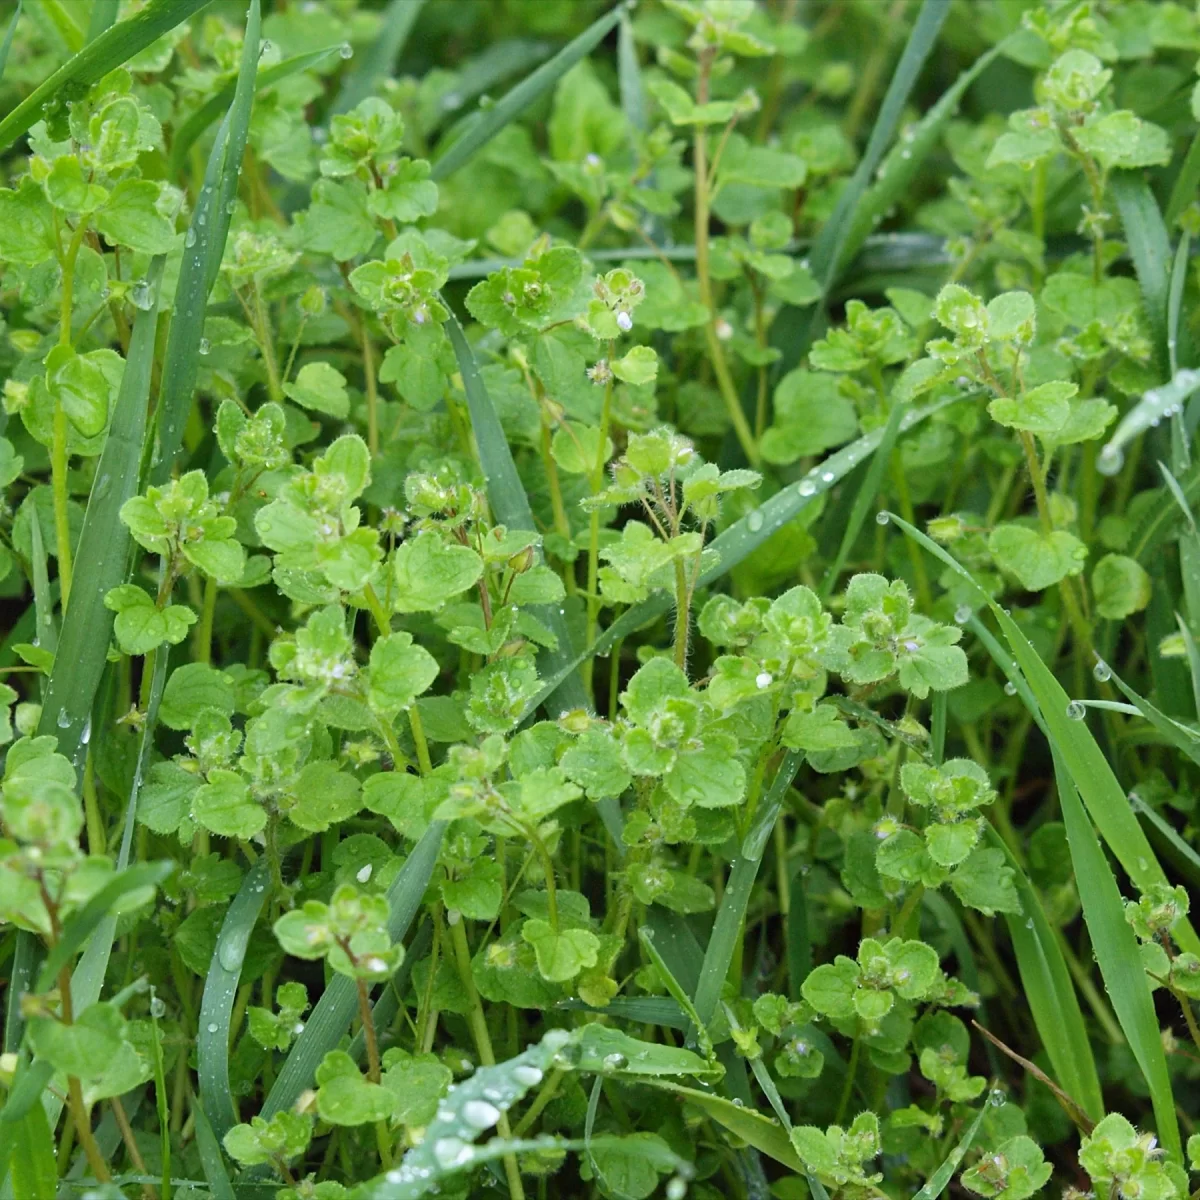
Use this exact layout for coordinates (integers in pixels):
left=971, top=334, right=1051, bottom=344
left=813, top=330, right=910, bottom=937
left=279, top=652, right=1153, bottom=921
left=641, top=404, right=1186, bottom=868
left=584, top=364, right=615, bottom=687
left=252, top=281, right=283, bottom=403
left=195, top=574, right=218, bottom=666
left=448, top=917, right=526, bottom=1200
left=673, top=557, right=691, bottom=669
left=836, top=1028, right=860, bottom=1126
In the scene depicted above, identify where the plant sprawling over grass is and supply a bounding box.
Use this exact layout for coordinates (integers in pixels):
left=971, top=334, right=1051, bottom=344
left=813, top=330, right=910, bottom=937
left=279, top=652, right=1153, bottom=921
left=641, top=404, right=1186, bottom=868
left=4, top=1, right=1200, bottom=1198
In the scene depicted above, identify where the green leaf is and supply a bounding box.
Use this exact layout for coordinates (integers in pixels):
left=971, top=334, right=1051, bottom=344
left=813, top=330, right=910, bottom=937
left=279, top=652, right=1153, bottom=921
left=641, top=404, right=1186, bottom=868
left=989, top=381, right=1076, bottom=437
left=105, top=585, right=197, bottom=655
left=1092, top=554, right=1152, bottom=621
left=316, top=1052, right=395, bottom=1125
left=94, top=178, right=176, bottom=252
left=392, top=532, right=483, bottom=613
left=8, top=1100, right=55, bottom=1200
left=283, top=361, right=350, bottom=418
left=194, top=769, right=264, bottom=838
left=988, top=524, right=1087, bottom=592
left=522, top=918, right=600, bottom=983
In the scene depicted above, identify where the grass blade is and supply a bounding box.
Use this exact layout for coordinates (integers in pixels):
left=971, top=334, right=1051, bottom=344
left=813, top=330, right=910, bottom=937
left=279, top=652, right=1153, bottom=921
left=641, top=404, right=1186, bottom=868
left=0, top=0, right=212, bottom=152
left=1112, top=171, right=1175, bottom=374
left=193, top=1101, right=237, bottom=1200
left=912, top=1099, right=988, bottom=1200
left=1167, top=131, right=1200, bottom=228
left=985, top=828, right=1104, bottom=1120
left=642, top=1080, right=804, bottom=1172
left=1168, top=231, right=1190, bottom=380
left=836, top=37, right=1011, bottom=282
left=1130, top=793, right=1200, bottom=890
left=1103, top=662, right=1200, bottom=768
left=38, top=255, right=164, bottom=766
left=0, top=3, right=21, bottom=84
left=694, top=752, right=802, bottom=1029
left=169, top=44, right=341, bottom=175
left=86, top=0, right=119, bottom=42
left=820, top=397, right=907, bottom=599
left=260, top=819, right=447, bottom=1119
left=616, top=11, right=645, bottom=133
left=8, top=1102, right=55, bottom=1200
left=3, top=933, right=37, bottom=1053
left=152, top=0, right=260, bottom=484
left=35, top=861, right=174, bottom=993
left=808, top=0, right=948, bottom=296
left=524, top=395, right=961, bottom=716
left=198, top=859, right=271, bottom=1140
left=885, top=510, right=1200, bottom=956
left=1054, top=751, right=1180, bottom=1161
left=333, top=0, right=426, bottom=115
left=430, top=3, right=624, bottom=183
left=1100, top=368, right=1200, bottom=472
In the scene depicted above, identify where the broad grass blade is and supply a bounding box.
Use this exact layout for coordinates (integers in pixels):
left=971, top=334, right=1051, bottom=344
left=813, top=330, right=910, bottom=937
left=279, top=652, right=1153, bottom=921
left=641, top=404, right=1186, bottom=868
left=617, top=12, right=645, bottom=133
left=694, top=752, right=802, bottom=1029
left=38, top=255, right=164, bottom=770
left=3, top=933, right=37, bottom=1052
left=985, top=828, right=1104, bottom=1120
left=169, top=44, right=341, bottom=175
left=0, top=3, right=20, bottom=83
left=1167, top=132, right=1200, bottom=228
left=8, top=1102, right=54, bottom=1200
left=1054, top=752, right=1180, bottom=1162
left=0, top=0, right=212, bottom=151
left=260, top=820, right=447, bottom=1119
left=431, top=4, right=624, bottom=183
left=152, top=0, right=260, bottom=484
left=86, top=0, right=119, bottom=42
left=333, top=0, right=425, bottom=115
left=886, top=511, right=1200, bottom=956
left=642, top=1080, right=803, bottom=1172
left=193, top=1100, right=237, bottom=1200
left=1112, top=171, right=1176, bottom=374
left=199, top=859, right=271, bottom=1139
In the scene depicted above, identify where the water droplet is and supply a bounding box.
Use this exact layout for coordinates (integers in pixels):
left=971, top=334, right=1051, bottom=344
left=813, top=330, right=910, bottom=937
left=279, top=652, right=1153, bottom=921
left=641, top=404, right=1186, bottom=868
left=339, top=41, right=354, bottom=59
left=185, top=227, right=196, bottom=248
left=206, top=1023, right=219, bottom=1034
left=1096, top=444, right=1124, bottom=477
left=755, top=671, right=772, bottom=690
left=199, top=337, right=211, bottom=356
left=512, top=1064, right=543, bottom=1087
left=988, top=1088, right=1006, bottom=1107
left=225, top=198, right=236, bottom=215
left=602, top=1052, right=628, bottom=1072
left=798, top=480, right=816, bottom=497
left=746, top=510, right=764, bottom=533
left=1093, top=659, right=1112, bottom=682
left=821, top=471, right=834, bottom=483
left=1066, top=700, right=1087, bottom=720
left=130, top=279, right=152, bottom=310
left=150, top=995, right=166, bottom=1019
left=80, top=718, right=91, bottom=746
left=356, top=863, right=372, bottom=883
left=56, top=710, right=70, bottom=729
left=876, top=511, right=890, bottom=525
left=1004, top=681, right=1018, bottom=696
left=667, top=1179, right=688, bottom=1200
left=433, top=1137, right=471, bottom=1169
left=954, top=604, right=971, bottom=625
left=462, top=1100, right=500, bottom=1129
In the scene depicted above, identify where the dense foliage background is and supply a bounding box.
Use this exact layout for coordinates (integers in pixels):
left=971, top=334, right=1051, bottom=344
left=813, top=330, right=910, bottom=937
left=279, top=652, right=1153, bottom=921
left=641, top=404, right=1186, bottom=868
left=3, top=1, right=1200, bottom=1198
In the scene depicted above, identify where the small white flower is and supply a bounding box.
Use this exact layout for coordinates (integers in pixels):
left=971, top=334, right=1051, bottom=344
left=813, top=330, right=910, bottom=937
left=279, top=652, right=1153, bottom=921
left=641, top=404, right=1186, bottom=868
left=616, top=310, right=633, bottom=332
left=365, top=957, right=389, bottom=974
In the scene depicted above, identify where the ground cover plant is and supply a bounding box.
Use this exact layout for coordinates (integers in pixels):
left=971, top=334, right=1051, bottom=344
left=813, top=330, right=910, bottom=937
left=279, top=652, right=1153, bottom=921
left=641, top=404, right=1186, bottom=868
left=6, top=0, right=1200, bottom=1197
